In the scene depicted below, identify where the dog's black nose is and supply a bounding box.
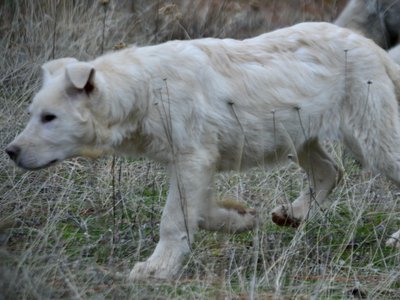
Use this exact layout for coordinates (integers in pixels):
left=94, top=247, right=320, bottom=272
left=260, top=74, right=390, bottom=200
left=5, top=145, right=21, bottom=161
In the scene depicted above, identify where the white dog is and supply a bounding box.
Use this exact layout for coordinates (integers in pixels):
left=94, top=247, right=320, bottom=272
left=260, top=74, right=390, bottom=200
left=6, top=22, right=400, bottom=280
left=389, top=45, right=400, bottom=64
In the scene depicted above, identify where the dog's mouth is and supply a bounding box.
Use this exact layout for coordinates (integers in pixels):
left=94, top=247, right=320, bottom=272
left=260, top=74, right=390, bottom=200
left=17, top=158, right=60, bottom=171
left=38, top=158, right=60, bottom=170
left=48, top=159, right=59, bottom=166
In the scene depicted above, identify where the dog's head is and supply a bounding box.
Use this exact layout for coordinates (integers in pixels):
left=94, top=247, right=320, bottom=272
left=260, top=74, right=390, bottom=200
left=5, top=58, right=103, bottom=170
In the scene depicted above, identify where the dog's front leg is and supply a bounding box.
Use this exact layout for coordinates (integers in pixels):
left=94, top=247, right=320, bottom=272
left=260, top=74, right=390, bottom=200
left=129, top=156, right=213, bottom=281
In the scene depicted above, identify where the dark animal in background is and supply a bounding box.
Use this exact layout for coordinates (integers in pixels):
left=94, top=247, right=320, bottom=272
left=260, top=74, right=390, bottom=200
left=335, top=0, right=400, bottom=50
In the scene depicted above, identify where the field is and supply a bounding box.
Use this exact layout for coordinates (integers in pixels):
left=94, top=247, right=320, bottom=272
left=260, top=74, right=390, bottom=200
left=1, top=0, right=400, bottom=299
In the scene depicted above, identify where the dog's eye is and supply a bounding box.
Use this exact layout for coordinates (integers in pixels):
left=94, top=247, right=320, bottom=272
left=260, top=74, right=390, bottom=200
left=41, top=113, right=57, bottom=123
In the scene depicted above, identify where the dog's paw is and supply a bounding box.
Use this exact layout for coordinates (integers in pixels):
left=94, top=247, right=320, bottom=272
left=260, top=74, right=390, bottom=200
left=229, top=208, right=257, bottom=233
left=385, top=230, right=400, bottom=248
left=218, top=198, right=257, bottom=233
left=129, top=241, right=188, bottom=281
left=129, top=258, right=180, bottom=282
left=129, top=261, right=166, bottom=281
left=271, top=205, right=302, bottom=228
left=198, top=197, right=258, bottom=233
left=219, top=197, right=256, bottom=216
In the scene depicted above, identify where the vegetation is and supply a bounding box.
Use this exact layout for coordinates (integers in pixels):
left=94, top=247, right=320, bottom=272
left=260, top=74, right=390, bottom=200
left=1, top=0, right=399, bottom=298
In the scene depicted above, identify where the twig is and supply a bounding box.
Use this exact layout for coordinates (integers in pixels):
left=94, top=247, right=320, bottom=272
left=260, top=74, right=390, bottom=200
left=295, top=106, right=317, bottom=215
left=361, top=80, right=373, bottom=122
left=228, top=101, right=250, bottom=171
left=155, top=80, right=192, bottom=250
left=98, top=0, right=118, bottom=256
left=51, top=0, right=60, bottom=59
left=100, top=0, right=109, bottom=55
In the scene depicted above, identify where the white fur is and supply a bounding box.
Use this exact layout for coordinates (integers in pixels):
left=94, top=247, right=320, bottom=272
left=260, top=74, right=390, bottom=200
left=389, top=45, right=400, bottom=64
left=6, top=22, right=400, bottom=280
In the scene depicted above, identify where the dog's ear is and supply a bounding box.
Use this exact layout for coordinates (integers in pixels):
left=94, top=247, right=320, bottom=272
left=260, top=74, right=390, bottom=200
left=65, top=62, right=96, bottom=93
left=42, top=58, right=78, bottom=82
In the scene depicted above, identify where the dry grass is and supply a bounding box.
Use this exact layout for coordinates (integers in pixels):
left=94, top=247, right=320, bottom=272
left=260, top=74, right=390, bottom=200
left=1, top=0, right=399, bottom=299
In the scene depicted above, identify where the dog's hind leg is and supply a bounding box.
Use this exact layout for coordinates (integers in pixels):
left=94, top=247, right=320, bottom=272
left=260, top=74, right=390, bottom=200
left=359, top=144, right=400, bottom=250
left=271, top=139, right=343, bottom=227
left=359, top=127, right=400, bottom=249
left=340, top=77, right=400, bottom=248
